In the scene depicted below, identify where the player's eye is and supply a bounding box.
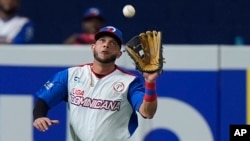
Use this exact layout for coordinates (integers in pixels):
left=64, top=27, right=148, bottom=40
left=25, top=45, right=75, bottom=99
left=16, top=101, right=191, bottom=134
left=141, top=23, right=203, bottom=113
left=99, top=38, right=106, bottom=43
left=109, top=40, right=119, bottom=48
left=109, top=41, right=115, bottom=46
left=97, top=38, right=119, bottom=49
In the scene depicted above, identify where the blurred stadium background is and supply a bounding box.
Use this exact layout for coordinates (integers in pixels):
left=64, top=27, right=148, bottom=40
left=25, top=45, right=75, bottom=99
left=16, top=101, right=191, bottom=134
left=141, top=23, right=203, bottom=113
left=19, top=0, right=250, bottom=45
left=1, top=0, right=250, bottom=141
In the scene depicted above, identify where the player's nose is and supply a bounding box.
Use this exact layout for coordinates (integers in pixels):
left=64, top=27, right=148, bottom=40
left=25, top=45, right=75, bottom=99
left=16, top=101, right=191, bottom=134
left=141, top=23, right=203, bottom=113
left=102, top=42, right=110, bottom=49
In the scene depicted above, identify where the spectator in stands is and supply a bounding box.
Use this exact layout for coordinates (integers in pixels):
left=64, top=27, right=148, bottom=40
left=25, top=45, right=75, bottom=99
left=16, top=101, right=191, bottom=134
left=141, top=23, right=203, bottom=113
left=64, top=7, right=105, bottom=44
left=0, top=0, right=34, bottom=44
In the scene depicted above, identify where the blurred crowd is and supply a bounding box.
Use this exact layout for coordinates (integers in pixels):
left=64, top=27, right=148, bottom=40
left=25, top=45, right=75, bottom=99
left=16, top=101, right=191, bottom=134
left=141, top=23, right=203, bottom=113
left=0, top=0, right=33, bottom=44
left=0, top=0, right=248, bottom=46
left=64, top=7, right=105, bottom=45
left=0, top=0, right=105, bottom=45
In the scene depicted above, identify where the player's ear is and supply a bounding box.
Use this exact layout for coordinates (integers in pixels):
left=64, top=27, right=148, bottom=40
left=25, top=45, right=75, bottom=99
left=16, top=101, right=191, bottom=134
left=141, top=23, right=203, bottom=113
left=116, top=51, right=122, bottom=58
left=91, top=44, right=95, bottom=51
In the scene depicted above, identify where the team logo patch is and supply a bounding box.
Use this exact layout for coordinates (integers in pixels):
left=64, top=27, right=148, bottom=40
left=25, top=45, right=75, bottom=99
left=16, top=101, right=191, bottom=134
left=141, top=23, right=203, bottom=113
left=73, top=76, right=84, bottom=84
left=74, top=76, right=80, bottom=81
left=112, top=82, right=125, bottom=92
left=106, top=26, right=116, bottom=32
left=44, top=81, right=54, bottom=90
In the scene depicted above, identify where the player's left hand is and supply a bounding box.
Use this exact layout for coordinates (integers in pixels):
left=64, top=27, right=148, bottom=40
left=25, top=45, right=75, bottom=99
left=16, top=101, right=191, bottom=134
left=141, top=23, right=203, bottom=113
left=33, top=117, right=59, bottom=132
left=143, top=72, right=160, bottom=83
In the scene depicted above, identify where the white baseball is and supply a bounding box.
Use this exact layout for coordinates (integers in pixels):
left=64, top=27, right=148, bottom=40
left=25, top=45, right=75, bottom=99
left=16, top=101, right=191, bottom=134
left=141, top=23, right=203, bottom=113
left=122, top=5, right=135, bottom=18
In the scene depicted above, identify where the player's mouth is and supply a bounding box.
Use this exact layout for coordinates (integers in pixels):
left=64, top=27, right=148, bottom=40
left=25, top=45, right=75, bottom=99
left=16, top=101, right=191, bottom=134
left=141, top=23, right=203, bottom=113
left=101, top=51, right=109, bottom=55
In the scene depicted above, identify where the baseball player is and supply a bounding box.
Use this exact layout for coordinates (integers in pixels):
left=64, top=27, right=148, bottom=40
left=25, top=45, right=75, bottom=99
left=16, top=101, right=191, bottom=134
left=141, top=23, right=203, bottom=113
left=33, top=26, right=159, bottom=141
left=0, top=0, right=33, bottom=44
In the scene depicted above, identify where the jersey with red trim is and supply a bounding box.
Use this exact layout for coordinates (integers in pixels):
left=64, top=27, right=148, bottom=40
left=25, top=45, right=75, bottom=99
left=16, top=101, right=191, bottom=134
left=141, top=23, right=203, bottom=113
left=36, top=64, right=144, bottom=141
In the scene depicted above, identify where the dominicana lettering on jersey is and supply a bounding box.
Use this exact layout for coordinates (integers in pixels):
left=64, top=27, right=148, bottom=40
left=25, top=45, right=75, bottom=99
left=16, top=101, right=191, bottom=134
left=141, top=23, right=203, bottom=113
left=70, top=94, right=121, bottom=111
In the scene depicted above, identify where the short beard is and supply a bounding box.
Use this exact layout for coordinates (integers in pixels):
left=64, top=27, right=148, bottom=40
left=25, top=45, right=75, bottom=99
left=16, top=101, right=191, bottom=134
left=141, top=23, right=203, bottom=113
left=0, top=6, right=17, bottom=17
left=93, top=50, right=117, bottom=64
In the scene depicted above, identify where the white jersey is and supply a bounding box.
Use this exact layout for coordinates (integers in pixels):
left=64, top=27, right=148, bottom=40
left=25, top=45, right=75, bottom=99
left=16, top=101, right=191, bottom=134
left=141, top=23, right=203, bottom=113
left=0, top=16, right=33, bottom=43
left=36, top=64, right=144, bottom=141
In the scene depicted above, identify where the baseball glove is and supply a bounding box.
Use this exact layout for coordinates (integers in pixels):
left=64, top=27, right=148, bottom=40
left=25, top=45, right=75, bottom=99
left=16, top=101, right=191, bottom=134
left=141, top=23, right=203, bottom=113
left=125, top=30, right=164, bottom=73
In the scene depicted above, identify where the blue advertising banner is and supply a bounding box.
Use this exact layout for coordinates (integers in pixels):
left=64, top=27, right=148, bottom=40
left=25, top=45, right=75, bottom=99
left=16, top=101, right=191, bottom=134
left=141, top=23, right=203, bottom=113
left=0, top=66, right=68, bottom=141
left=220, top=70, right=247, bottom=141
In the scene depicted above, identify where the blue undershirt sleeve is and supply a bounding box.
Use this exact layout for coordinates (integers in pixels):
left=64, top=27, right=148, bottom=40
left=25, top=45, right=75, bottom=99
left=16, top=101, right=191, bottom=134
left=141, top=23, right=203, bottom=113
left=127, top=77, right=144, bottom=111
left=35, top=69, right=68, bottom=108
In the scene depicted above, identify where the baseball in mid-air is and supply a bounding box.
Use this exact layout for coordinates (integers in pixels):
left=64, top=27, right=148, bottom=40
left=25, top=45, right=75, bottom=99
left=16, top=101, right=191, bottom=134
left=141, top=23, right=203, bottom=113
left=122, top=4, right=135, bottom=18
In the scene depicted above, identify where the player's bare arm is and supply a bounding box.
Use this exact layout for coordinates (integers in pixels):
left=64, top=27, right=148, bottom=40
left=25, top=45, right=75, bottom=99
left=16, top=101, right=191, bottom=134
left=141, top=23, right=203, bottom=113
left=139, top=72, right=159, bottom=118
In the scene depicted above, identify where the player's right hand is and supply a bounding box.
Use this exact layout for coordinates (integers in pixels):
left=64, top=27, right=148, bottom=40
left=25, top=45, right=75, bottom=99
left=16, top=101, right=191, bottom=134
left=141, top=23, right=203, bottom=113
left=33, top=117, right=59, bottom=132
